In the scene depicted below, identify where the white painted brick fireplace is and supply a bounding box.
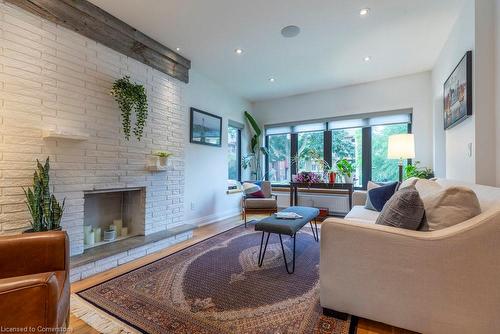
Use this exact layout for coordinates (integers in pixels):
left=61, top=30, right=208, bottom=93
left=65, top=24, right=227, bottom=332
left=0, top=1, right=186, bottom=256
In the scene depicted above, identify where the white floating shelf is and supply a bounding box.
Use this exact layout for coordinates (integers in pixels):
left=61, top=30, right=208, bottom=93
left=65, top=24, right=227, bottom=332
left=147, top=165, right=168, bottom=172
left=43, top=130, right=89, bottom=141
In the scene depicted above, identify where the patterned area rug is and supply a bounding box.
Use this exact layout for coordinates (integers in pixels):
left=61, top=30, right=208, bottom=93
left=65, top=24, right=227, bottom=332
left=77, top=225, right=356, bottom=333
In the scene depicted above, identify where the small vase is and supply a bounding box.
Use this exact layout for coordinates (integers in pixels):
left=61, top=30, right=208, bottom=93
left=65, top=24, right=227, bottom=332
left=344, top=175, right=353, bottom=184
left=329, top=172, right=336, bottom=184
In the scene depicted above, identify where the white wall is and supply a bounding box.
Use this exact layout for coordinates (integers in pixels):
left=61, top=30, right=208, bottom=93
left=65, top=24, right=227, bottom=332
left=431, top=0, right=498, bottom=186
left=497, top=0, right=500, bottom=186
left=431, top=0, right=475, bottom=182
left=253, top=72, right=434, bottom=168
left=184, top=69, right=250, bottom=226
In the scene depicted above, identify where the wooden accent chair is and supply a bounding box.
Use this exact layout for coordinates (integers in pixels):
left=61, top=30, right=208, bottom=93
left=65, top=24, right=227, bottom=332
left=242, top=181, right=278, bottom=227
left=0, top=231, right=70, bottom=330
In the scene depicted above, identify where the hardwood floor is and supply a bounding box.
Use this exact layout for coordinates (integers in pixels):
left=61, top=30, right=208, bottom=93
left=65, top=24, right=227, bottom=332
left=69, top=215, right=416, bottom=334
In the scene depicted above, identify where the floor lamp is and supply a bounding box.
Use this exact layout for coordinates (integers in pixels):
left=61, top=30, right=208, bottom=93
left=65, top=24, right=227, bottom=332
left=387, top=134, right=415, bottom=183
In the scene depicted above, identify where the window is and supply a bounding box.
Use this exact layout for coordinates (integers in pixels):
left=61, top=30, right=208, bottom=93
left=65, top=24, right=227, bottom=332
left=264, top=111, right=412, bottom=188
left=227, top=125, right=241, bottom=181
left=371, top=124, right=409, bottom=182
left=267, top=134, right=291, bottom=184
left=332, top=128, right=362, bottom=187
left=297, top=131, right=324, bottom=173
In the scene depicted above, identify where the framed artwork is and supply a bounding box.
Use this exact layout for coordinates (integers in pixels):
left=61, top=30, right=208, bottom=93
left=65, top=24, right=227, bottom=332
left=189, top=107, right=222, bottom=147
left=443, top=51, right=472, bottom=130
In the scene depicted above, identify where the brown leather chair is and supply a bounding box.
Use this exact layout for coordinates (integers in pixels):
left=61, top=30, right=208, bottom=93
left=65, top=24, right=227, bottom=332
left=0, top=231, right=70, bottom=332
left=242, top=181, right=278, bottom=227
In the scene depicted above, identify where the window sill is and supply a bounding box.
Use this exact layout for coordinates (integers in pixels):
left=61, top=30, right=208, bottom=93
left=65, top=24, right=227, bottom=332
left=226, top=189, right=243, bottom=194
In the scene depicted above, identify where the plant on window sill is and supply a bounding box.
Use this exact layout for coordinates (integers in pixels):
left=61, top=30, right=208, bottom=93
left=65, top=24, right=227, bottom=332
left=405, top=161, right=434, bottom=180
left=110, top=76, right=148, bottom=141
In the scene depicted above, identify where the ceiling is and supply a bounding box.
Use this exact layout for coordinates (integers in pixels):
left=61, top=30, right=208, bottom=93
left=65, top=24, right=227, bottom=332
left=89, top=0, right=465, bottom=102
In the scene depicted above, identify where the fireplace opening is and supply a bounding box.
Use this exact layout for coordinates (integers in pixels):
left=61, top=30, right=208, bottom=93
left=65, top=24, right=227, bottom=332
left=83, top=188, right=145, bottom=250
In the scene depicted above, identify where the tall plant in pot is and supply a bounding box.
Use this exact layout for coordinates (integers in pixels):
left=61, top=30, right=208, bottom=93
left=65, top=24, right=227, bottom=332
left=23, top=158, right=65, bottom=232
left=242, top=111, right=268, bottom=180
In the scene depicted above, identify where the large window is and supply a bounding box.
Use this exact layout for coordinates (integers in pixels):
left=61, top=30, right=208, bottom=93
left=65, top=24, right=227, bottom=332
left=297, top=131, right=324, bottom=173
left=371, top=124, right=409, bottom=183
left=265, top=111, right=412, bottom=189
left=227, top=125, right=241, bottom=181
left=267, top=134, right=291, bottom=184
left=332, top=128, right=362, bottom=187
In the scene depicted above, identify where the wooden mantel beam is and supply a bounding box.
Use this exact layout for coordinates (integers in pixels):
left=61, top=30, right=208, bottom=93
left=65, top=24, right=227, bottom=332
left=5, top=0, right=191, bottom=83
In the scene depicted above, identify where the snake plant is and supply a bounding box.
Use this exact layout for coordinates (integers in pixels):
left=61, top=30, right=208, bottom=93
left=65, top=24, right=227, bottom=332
left=23, top=157, right=65, bottom=232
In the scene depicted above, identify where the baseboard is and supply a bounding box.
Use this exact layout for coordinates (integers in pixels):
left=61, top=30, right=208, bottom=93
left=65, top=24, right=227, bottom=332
left=186, top=209, right=241, bottom=227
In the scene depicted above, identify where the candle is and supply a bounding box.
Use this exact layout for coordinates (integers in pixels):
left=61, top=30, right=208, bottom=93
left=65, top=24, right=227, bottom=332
left=85, top=230, right=95, bottom=246
left=83, top=225, right=92, bottom=245
left=121, top=227, right=128, bottom=237
left=113, top=219, right=123, bottom=235
left=94, top=227, right=101, bottom=243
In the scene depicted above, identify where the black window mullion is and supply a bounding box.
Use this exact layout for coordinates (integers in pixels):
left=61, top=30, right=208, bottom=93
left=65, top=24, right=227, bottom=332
left=264, top=135, right=269, bottom=181
left=324, top=131, right=332, bottom=170
left=237, top=129, right=242, bottom=181
left=362, top=127, right=372, bottom=189
left=290, top=133, right=298, bottom=179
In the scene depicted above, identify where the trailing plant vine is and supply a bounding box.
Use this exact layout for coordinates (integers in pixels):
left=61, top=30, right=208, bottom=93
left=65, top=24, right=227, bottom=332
left=110, top=76, right=148, bottom=141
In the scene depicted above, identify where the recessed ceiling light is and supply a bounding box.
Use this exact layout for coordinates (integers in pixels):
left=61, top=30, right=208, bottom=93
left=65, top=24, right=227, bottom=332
left=269, top=77, right=276, bottom=83
left=235, top=48, right=243, bottom=55
left=176, top=47, right=181, bottom=51
left=364, top=56, right=371, bottom=62
left=360, top=8, right=370, bottom=17
left=281, top=25, right=301, bottom=38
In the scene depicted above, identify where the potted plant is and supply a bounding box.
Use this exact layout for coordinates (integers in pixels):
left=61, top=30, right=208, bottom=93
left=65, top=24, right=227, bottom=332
left=294, top=171, right=323, bottom=186
left=404, top=161, right=435, bottom=180
left=152, top=151, right=173, bottom=167
left=23, top=158, right=65, bottom=232
left=110, top=76, right=148, bottom=141
left=242, top=111, right=268, bottom=180
left=336, top=158, right=354, bottom=183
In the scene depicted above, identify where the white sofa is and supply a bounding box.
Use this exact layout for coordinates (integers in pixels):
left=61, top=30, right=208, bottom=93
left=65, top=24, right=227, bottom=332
left=320, top=179, right=500, bottom=334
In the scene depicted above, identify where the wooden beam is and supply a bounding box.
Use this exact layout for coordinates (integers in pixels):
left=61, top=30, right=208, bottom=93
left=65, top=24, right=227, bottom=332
left=5, top=0, right=191, bottom=83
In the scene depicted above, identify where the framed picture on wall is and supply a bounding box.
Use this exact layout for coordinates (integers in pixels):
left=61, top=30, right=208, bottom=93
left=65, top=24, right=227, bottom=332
left=189, top=107, right=222, bottom=147
left=443, top=50, right=472, bottom=130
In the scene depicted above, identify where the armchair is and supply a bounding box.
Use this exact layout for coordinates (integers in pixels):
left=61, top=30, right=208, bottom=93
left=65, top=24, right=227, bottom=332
left=0, top=231, right=70, bottom=330
left=242, top=181, right=278, bottom=227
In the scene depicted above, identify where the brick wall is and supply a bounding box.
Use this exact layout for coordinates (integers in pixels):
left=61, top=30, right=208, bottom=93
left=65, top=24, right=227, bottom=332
left=0, top=1, right=186, bottom=255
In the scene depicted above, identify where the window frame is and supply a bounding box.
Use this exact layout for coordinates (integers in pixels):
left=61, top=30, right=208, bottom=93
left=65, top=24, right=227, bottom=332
left=265, top=116, right=411, bottom=190
left=227, top=125, right=242, bottom=182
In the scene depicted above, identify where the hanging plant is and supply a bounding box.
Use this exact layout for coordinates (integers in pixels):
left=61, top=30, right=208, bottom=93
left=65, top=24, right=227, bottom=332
left=110, top=76, right=148, bottom=141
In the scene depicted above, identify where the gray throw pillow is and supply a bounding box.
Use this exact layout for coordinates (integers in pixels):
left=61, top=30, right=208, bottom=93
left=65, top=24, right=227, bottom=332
left=375, top=186, right=425, bottom=230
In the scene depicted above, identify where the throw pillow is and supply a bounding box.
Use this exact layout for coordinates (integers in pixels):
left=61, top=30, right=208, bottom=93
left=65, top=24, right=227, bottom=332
left=365, top=181, right=399, bottom=212
left=242, top=182, right=261, bottom=194
left=399, top=177, right=419, bottom=190
left=420, top=186, right=481, bottom=231
left=247, top=190, right=266, bottom=198
left=415, top=179, right=442, bottom=198
left=376, top=186, right=425, bottom=230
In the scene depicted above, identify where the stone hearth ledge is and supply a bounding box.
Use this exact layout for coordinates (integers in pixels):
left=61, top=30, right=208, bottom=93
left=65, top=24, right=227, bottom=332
left=69, top=224, right=196, bottom=282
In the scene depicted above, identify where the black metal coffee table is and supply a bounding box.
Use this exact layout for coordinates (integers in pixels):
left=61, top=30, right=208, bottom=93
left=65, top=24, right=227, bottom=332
left=254, top=206, right=320, bottom=274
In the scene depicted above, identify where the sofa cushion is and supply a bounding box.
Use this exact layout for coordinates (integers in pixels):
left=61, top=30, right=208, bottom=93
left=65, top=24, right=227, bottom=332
left=435, top=179, right=500, bottom=212
left=365, top=181, right=399, bottom=212
left=376, top=186, right=425, bottom=230
left=345, top=205, right=380, bottom=224
left=242, top=182, right=261, bottom=194
left=420, top=186, right=481, bottom=231
left=245, top=198, right=277, bottom=209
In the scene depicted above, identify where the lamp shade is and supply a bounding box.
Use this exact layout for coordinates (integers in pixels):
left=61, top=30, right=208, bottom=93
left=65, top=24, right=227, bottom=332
left=387, top=134, right=415, bottom=159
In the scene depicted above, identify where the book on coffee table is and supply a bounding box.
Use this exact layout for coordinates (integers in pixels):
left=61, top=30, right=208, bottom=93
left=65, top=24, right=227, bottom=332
left=275, top=212, right=303, bottom=219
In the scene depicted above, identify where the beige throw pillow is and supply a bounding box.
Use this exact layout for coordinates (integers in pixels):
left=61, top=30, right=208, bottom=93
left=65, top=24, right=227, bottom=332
left=399, top=177, right=419, bottom=190
left=415, top=179, right=443, bottom=198
left=421, top=186, right=481, bottom=231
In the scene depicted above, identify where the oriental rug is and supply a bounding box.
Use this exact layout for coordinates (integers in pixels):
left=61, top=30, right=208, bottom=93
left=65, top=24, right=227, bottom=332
left=77, top=224, right=356, bottom=333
